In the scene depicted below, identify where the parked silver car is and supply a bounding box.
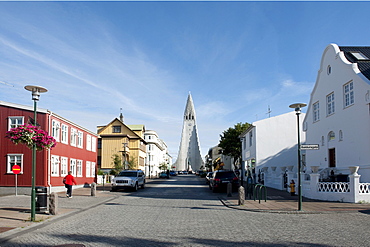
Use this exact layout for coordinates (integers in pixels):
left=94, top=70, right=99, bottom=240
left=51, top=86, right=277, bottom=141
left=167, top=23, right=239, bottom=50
left=111, top=170, right=145, bottom=192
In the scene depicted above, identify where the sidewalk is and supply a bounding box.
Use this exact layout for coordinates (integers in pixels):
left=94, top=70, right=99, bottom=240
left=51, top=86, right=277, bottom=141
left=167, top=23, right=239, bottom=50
left=0, top=185, right=117, bottom=238
left=219, top=186, right=370, bottom=214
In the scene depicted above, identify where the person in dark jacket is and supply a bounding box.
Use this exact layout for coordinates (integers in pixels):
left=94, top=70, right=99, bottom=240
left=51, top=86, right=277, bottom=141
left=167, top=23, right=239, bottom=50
left=64, top=171, right=77, bottom=198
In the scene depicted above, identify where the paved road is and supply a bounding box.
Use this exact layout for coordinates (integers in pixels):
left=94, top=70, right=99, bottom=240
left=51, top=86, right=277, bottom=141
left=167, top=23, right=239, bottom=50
left=1, top=175, right=370, bottom=247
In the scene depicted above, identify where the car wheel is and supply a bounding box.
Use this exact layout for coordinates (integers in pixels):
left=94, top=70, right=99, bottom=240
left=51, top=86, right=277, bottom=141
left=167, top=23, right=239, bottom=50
left=133, top=183, right=138, bottom=191
left=111, top=187, right=117, bottom=192
left=212, top=186, right=217, bottom=193
left=141, top=182, right=145, bottom=189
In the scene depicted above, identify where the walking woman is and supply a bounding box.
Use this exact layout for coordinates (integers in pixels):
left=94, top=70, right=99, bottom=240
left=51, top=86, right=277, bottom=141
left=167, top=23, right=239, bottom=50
left=63, top=171, right=77, bottom=198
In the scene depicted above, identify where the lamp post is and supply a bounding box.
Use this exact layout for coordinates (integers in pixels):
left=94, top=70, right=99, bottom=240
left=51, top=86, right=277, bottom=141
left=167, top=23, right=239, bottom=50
left=24, top=85, right=48, bottom=222
left=289, top=103, right=306, bottom=211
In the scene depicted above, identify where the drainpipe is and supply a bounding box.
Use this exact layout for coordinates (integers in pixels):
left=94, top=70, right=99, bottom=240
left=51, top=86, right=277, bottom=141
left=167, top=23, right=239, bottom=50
left=47, top=110, right=52, bottom=193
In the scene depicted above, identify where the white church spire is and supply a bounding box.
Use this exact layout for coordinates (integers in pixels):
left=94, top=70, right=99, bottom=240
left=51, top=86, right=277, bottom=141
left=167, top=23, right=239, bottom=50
left=174, top=93, right=204, bottom=171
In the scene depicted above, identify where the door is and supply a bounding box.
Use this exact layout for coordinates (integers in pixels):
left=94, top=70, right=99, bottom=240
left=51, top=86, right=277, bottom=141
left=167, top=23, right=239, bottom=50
left=329, top=148, right=336, bottom=167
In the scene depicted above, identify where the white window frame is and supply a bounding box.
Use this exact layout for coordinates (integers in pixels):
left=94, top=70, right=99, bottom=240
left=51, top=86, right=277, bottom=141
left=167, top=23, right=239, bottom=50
left=8, top=116, right=24, bottom=130
left=313, top=101, right=320, bottom=122
left=344, top=81, right=354, bottom=108
left=7, top=154, right=23, bottom=174
left=51, top=155, right=60, bottom=176
left=61, top=157, right=68, bottom=176
left=61, top=124, right=69, bottom=144
left=77, top=160, right=83, bottom=177
left=86, top=134, right=92, bottom=151
left=70, top=128, right=77, bottom=147
left=91, top=162, right=96, bottom=177
left=91, top=137, right=96, bottom=152
left=86, top=161, right=91, bottom=178
left=70, top=158, right=76, bottom=176
left=249, top=131, right=253, bottom=147
left=77, top=131, right=83, bottom=149
left=326, top=92, right=335, bottom=116
left=51, top=120, right=60, bottom=142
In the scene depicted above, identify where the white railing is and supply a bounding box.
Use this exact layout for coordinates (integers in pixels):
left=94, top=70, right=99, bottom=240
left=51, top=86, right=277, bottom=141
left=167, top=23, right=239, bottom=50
left=359, top=183, right=370, bottom=194
left=318, top=182, right=350, bottom=193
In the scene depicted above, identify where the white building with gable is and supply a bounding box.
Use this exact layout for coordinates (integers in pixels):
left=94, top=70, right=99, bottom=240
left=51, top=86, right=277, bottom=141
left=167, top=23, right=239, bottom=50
left=302, top=43, right=370, bottom=202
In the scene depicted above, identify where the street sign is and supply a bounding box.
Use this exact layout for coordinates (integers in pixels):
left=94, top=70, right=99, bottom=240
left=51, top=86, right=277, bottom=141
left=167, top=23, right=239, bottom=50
left=12, top=165, right=21, bottom=174
left=300, top=144, right=319, bottom=150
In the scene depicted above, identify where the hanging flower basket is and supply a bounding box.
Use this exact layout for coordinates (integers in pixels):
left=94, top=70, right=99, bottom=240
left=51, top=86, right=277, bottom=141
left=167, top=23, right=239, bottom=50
left=6, top=124, right=56, bottom=151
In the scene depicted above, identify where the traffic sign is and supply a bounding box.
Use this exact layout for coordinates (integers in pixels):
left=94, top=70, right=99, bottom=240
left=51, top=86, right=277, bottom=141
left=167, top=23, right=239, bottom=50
left=12, top=165, right=21, bottom=174
left=300, top=144, right=319, bottom=150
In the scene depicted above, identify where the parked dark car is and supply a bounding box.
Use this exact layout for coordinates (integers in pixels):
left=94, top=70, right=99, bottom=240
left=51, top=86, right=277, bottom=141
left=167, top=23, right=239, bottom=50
left=169, top=170, right=177, bottom=176
left=209, top=170, right=239, bottom=192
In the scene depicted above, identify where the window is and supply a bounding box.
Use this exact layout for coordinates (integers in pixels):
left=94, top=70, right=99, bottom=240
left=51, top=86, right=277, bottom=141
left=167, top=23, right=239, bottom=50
left=327, top=65, right=331, bottom=75
left=327, top=92, right=335, bottom=116
left=344, top=81, right=354, bottom=108
left=77, top=160, right=83, bottom=177
left=91, top=162, right=96, bottom=177
left=61, top=157, right=68, bottom=176
left=313, top=101, right=320, bottom=122
left=7, top=154, right=23, bottom=174
left=86, top=161, right=91, bottom=177
left=328, top=131, right=335, bottom=141
left=77, top=131, right=83, bottom=148
left=350, top=51, right=370, bottom=61
left=70, top=128, right=77, bottom=147
left=8, top=117, right=24, bottom=130
left=249, top=131, right=253, bottom=147
left=70, top=159, right=76, bottom=176
left=51, top=120, right=60, bottom=142
left=61, top=124, right=68, bottom=144
left=86, top=135, right=92, bottom=151
left=51, top=155, right=60, bottom=176
left=91, top=137, right=96, bottom=152
left=112, top=126, right=121, bottom=133
left=339, top=130, right=343, bottom=141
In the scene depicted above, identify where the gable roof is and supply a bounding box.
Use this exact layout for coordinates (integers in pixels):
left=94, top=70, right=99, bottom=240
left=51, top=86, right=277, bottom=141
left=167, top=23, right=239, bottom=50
left=339, top=46, right=370, bottom=80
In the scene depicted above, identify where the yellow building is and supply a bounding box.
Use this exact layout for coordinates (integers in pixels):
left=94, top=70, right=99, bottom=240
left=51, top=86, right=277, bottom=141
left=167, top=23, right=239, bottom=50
left=97, top=117, right=146, bottom=172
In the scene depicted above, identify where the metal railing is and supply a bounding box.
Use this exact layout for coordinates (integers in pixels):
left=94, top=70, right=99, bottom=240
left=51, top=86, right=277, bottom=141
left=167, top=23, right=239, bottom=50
left=254, top=184, right=267, bottom=203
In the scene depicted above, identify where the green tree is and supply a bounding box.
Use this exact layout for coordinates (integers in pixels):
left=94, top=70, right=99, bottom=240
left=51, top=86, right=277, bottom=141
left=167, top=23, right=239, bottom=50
left=127, top=157, right=137, bottom=170
left=218, top=122, right=251, bottom=168
left=159, top=162, right=168, bottom=171
left=110, top=153, right=123, bottom=175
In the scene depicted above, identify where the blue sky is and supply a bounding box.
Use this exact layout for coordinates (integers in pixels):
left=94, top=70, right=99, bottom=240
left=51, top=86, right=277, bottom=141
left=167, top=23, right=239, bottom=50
left=1, top=1, right=370, bottom=160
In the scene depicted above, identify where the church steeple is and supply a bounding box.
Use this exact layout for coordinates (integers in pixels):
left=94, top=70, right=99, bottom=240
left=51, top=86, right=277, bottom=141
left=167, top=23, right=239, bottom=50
left=184, top=93, right=196, bottom=121
left=175, top=93, right=203, bottom=171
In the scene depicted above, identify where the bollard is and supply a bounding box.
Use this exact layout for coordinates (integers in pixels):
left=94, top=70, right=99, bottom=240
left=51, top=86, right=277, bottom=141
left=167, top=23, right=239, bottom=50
left=91, top=182, right=96, bottom=197
left=227, top=182, right=232, bottom=197
left=238, top=186, right=245, bottom=205
left=49, top=192, right=58, bottom=215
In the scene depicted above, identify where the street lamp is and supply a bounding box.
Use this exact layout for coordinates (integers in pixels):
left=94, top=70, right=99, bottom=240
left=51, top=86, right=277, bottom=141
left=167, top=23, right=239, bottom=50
left=25, top=85, right=48, bottom=222
left=289, top=103, right=306, bottom=211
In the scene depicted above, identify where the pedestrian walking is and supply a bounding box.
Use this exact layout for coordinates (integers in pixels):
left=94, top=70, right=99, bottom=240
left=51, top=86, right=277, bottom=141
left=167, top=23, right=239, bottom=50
left=289, top=180, right=296, bottom=196
left=63, top=171, right=77, bottom=198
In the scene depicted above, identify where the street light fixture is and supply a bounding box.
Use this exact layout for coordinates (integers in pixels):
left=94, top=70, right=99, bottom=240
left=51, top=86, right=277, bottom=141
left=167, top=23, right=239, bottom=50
left=289, top=103, right=306, bottom=211
left=25, top=85, right=48, bottom=222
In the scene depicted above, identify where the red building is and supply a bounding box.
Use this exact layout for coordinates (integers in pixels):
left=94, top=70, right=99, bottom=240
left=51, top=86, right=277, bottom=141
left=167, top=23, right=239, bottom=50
left=0, top=101, right=97, bottom=195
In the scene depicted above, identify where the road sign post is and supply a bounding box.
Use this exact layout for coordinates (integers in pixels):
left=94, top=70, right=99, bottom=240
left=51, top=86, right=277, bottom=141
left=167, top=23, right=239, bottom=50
left=12, top=165, right=21, bottom=196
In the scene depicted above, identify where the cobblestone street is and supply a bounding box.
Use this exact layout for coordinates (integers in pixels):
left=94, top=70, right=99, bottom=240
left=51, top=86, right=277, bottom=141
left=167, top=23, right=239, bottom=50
left=1, top=175, right=370, bottom=247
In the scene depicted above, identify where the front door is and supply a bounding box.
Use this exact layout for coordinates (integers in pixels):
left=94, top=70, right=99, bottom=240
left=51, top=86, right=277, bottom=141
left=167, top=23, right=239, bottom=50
left=329, top=148, right=336, bottom=167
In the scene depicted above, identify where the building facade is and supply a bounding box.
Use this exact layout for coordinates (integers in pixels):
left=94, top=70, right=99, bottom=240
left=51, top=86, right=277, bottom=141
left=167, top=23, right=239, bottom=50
left=97, top=116, right=146, bottom=172
left=302, top=44, right=370, bottom=202
left=240, top=111, right=305, bottom=190
left=144, top=130, right=171, bottom=177
left=0, top=101, right=97, bottom=195
left=174, top=93, right=203, bottom=171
